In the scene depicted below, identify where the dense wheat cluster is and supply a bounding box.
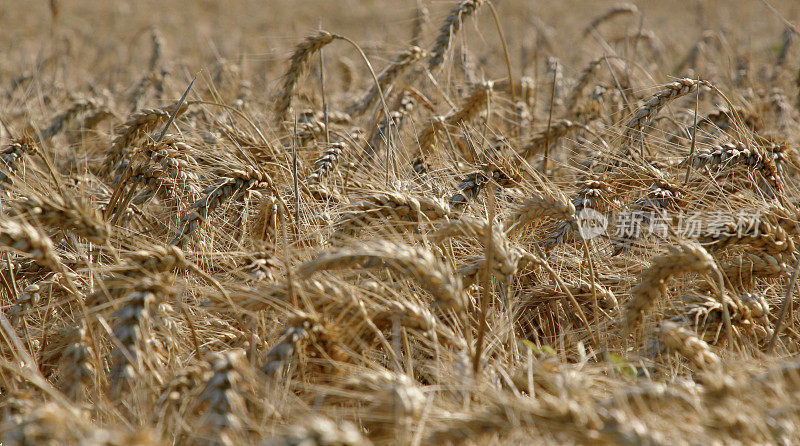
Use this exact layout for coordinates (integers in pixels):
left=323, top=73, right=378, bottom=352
left=3, top=0, right=800, bottom=444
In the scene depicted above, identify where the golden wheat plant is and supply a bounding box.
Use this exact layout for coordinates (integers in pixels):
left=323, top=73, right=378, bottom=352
left=3, top=0, right=800, bottom=444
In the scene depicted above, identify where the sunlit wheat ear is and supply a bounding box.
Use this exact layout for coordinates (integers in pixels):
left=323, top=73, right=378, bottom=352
left=0, top=219, right=71, bottom=278
left=505, top=189, right=576, bottom=236
left=342, top=369, right=426, bottom=432
left=251, top=194, right=278, bottom=244
left=372, top=299, right=437, bottom=333
left=274, top=30, right=337, bottom=123
left=658, top=321, right=721, bottom=371
left=623, top=241, right=718, bottom=332
left=623, top=78, right=711, bottom=144
left=330, top=191, right=451, bottom=244
left=721, top=251, right=791, bottom=281
left=14, top=193, right=111, bottom=245
left=428, top=0, right=484, bottom=72
left=104, top=102, right=189, bottom=174
left=670, top=291, right=772, bottom=343
left=298, top=239, right=464, bottom=312
left=699, top=213, right=794, bottom=256
left=142, top=139, right=202, bottom=193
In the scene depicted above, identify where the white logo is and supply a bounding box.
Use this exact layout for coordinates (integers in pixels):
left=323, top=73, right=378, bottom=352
left=576, top=208, right=608, bottom=240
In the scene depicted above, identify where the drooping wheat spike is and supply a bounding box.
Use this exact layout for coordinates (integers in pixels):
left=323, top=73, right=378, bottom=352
left=658, top=321, right=721, bottom=371
left=686, top=141, right=781, bottom=190
left=238, top=251, right=281, bottom=282
left=623, top=241, right=718, bottom=331
left=722, top=251, right=790, bottom=281
left=505, top=189, right=577, bottom=235
left=104, top=102, right=189, bottom=174
left=519, top=279, right=618, bottom=310
left=330, top=191, right=451, bottom=243
left=415, top=80, right=492, bottom=157
left=13, top=193, right=110, bottom=245
left=251, top=194, right=278, bottom=244
left=141, top=139, right=202, bottom=195
left=428, top=0, right=484, bottom=71
left=0, top=219, right=70, bottom=277
left=372, top=299, right=437, bottom=333
left=624, top=78, right=711, bottom=144
left=171, top=167, right=272, bottom=246
left=433, top=217, right=521, bottom=285
left=699, top=213, right=794, bottom=256
left=581, top=4, right=638, bottom=38
left=274, top=30, right=337, bottom=123
left=298, top=239, right=464, bottom=311
left=123, top=245, right=189, bottom=273
left=109, top=278, right=170, bottom=388
left=307, top=141, right=345, bottom=185
left=196, top=349, right=248, bottom=443
left=349, top=46, right=425, bottom=116
left=127, top=164, right=184, bottom=204
left=519, top=119, right=581, bottom=159
left=38, top=98, right=98, bottom=140
left=670, top=291, right=771, bottom=343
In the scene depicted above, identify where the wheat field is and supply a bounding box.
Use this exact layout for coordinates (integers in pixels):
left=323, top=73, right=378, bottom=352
left=2, top=0, right=800, bottom=444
